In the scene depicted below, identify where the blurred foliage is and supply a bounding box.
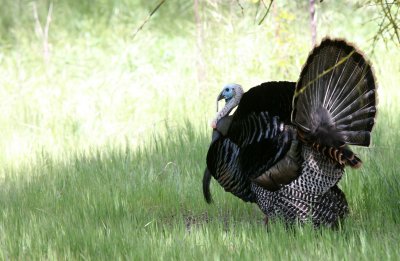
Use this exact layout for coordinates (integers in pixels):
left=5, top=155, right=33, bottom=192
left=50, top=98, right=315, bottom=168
left=0, top=0, right=194, bottom=44
left=367, top=0, right=400, bottom=47
left=0, top=0, right=398, bottom=162
left=1, top=0, right=397, bottom=46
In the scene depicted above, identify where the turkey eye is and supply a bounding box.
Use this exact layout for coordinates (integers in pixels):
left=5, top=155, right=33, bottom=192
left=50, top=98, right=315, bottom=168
left=225, top=88, right=229, bottom=92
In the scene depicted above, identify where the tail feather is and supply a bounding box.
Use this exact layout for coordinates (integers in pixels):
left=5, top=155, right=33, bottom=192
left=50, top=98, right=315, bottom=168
left=335, top=106, right=376, bottom=126
left=340, top=130, right=371, bottom=146
left=310, top=142, right=362, bottom=168
left=292, top=38, right=377, bottom=167
left=202, top=168, right=213, bottom=204
left=331, top=89, right=376, bottom=126
left=337, top=118, right=374, bottom=131
left=341, top=148, right=362, bottom=168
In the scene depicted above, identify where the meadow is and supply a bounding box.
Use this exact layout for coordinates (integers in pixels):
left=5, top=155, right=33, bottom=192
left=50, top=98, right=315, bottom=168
left=0, top=0, right=399, bottom=259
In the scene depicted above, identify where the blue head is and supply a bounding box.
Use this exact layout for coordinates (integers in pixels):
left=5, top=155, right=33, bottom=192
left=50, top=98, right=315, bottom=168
left=218, top=83, right=242, bottom=102
left=212, top=83, right=244, bottom=128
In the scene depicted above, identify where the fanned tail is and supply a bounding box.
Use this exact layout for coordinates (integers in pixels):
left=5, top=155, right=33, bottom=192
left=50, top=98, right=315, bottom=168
left=292, top=38, right=377, bottom=168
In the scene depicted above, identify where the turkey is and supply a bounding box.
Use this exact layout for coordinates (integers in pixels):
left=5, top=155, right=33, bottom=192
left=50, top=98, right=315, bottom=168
left=203, top=38, right=377, bottom=227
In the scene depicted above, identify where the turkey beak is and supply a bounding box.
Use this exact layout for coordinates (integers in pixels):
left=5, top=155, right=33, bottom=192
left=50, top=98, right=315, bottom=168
left=217, top=91, right=224, bottom=101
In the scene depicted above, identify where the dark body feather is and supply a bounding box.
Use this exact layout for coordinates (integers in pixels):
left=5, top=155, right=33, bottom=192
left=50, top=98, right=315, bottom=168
left=227, top=82, right=297, bottom=180
left=205, top=81, right=296, bottom=203
left=233, top=82, right=295, bottom=124
left=203, top=38, right=377, bottom=227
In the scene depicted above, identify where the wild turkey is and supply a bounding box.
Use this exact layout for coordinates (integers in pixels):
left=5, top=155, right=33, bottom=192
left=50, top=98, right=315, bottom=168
left=203, top=38, right=377, bottom=227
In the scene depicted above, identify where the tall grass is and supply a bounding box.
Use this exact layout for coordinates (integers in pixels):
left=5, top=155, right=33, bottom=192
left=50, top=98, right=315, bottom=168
left=0, top=118, right=399, bottom=259
left=0, top=0, right=399, bottom=259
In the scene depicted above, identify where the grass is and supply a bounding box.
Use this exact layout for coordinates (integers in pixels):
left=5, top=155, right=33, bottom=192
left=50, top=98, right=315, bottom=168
left=0, top=0, right=399, bottom=260
left=0, top=118, right=399, bottom=260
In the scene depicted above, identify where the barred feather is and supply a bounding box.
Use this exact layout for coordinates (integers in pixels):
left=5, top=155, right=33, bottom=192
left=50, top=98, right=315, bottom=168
left=252, top=145, right=349, bottom=227
left=206, top=136, right=255, bottom=202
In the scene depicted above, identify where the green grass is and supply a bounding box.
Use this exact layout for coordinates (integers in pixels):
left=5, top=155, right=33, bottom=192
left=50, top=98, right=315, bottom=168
left=0, top=118, right=399, bottom=260
left=0, top=0, right=399, bottom=260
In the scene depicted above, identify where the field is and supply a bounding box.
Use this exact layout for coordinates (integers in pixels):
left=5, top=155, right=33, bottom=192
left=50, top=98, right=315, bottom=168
left=0, top=0, right=399, bottom=260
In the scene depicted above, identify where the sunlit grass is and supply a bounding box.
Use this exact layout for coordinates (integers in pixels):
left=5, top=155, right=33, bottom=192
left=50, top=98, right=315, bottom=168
left=0, top=117, right=399, bottom=259
left=0, top=0, right=399, bottom=259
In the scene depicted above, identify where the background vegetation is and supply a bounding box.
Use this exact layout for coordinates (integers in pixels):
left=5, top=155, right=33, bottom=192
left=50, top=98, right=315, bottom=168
left=0, top=0, right=399, bottom=259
